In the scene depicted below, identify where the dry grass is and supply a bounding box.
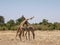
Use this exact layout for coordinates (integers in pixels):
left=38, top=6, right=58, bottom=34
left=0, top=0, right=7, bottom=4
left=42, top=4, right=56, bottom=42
left=0, top=30, right=60, bottom=45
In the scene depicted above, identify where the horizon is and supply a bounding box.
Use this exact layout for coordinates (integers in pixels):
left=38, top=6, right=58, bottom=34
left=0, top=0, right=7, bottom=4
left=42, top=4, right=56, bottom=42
left=0, top=0, right=60, bottom=23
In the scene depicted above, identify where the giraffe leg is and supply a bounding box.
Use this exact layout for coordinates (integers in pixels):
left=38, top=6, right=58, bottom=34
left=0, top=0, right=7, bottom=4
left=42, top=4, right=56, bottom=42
left=25, top=31, right=28, bottom=40
left=19, top=30, right=22, bottom=40
left=28, top=31, right=30, bottom=40
left=22, top=30, right=24, bottom=37
left=31, top=30, right=35, bottom=39
left=16, top=27, right=20, bottom=38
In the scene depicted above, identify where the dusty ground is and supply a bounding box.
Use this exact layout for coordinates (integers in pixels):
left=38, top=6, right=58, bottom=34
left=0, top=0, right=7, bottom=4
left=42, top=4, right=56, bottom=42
left=0, top=30, right=60, bottom=45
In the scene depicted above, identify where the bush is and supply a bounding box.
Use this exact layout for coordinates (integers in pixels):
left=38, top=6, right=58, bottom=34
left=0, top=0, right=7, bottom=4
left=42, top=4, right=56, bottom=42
left=10, top=26, right=17, bottom=30
left=0, top=26, right=7, bottom=30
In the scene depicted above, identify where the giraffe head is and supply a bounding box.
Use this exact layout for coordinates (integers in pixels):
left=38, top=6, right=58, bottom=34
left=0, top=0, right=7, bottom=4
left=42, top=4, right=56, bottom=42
left=30, top=16, right=34, bottom=20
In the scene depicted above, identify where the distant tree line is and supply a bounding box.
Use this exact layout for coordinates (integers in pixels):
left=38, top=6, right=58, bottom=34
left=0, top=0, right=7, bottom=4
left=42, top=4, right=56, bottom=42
left=0, top=15, right=60, bottom=31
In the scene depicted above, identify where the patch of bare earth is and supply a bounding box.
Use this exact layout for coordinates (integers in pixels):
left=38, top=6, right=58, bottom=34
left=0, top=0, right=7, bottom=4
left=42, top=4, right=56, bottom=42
left=0, top=30, right=60, bottom=45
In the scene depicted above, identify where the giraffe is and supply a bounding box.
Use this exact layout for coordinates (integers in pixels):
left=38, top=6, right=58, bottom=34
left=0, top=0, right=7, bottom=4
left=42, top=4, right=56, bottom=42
left=24, top=25, right=35, bottom=40
left=16, top=16, right=35, bottom=40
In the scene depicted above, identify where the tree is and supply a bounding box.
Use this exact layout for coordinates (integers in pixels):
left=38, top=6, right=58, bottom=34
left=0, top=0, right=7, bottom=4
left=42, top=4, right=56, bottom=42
left=7, top=19, right=15, bottom=26
left=53, top=22, right=60, bottom=30
left=6, top=19, right=15, bottom=30
left=16, top=15, right=25, bottom=25
left=0, top=16, right=5, bottom=25
left=40, top=19, right=48, bottom=25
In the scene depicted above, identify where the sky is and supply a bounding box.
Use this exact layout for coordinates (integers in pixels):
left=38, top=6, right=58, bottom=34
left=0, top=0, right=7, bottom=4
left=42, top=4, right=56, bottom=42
left=0, top=0, right=60, bottom=23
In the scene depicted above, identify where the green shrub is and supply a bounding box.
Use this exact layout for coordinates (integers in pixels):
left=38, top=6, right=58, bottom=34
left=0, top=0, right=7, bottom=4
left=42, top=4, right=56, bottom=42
left=0, top=26, right=7, bottom=30
left=10, top=26, right=17, bottom=30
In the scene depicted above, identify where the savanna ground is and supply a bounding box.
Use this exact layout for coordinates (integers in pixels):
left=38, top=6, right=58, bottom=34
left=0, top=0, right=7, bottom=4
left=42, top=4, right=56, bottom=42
left=0, top=30, right=60, bottom=45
